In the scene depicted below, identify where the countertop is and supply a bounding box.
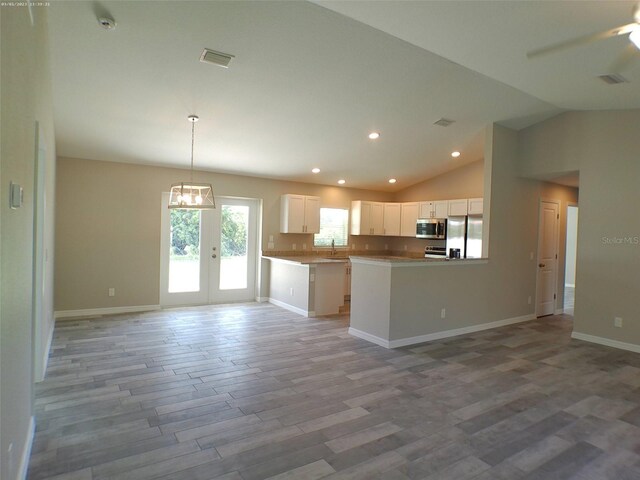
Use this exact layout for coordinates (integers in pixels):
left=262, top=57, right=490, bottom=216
left=262, top=255, right=349, bottom=265
left=263, top=254, right=488, bottom=266
left=349, top=255, right=489, bottom=266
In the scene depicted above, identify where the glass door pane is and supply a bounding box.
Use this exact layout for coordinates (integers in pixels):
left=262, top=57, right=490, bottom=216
left=219, top=205, right=249, bottom=290
left=160, top=192, right=211, bottom=307
left=169, top=209, right=201, bottom=293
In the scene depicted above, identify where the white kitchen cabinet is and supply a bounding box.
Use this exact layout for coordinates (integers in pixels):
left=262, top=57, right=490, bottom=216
left=344, top=261, right=351, bottom=297
left=383, top=203, right=401, bottom=236
left=280, top=194, right=321, bottom=233
left=351, top=201, right=384, bottom=235
left=419, top=200, right=448, bottom=219
left=468, top=197, right=484, bottom=215
left=400, top=202, right=419, bottom=237
left=447, top=198, right=468, bottom=217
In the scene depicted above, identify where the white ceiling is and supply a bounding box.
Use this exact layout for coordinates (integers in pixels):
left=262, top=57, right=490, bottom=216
left=47, top=1, right=636, bottom=191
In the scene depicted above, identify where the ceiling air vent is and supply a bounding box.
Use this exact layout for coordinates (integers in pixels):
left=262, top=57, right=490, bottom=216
left=597, top=74, right=628, bottom=85
left=433, top=118, right=455, bottom=127
left=200, top=49, right=234, bottom=68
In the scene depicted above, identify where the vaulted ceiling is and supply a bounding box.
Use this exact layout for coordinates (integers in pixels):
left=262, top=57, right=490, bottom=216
left=48, top=1, right=638, bottom=191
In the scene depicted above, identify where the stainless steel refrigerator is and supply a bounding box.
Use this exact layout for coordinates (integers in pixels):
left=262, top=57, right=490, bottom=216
left=445, top=216, right=483, bottom=258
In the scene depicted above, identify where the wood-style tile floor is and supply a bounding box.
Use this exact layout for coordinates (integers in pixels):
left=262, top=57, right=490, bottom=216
left=28, top=304, right=640, bottom=480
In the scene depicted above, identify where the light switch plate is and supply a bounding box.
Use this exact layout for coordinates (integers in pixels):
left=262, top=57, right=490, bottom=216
left=10, top=182, right=23, bottom=209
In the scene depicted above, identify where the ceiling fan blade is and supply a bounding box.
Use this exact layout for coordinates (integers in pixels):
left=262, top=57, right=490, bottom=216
left=527, top=23, right=637, bottom=59
left=608, top=43, right=639, bottom=73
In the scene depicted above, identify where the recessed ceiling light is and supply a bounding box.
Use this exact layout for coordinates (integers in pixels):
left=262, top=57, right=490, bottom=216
left=368, top=132, right=380, bottom=140
left=311, top=168, right=320, bottom=174
left=388, top=178, right=397, bottom=184
left=451, top=151, right=461, bottom=158
left=337, top=179, right=346, bottom=185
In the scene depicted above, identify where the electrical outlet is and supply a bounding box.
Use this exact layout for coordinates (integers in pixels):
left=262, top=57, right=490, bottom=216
left=289, top=287, right=294, bottom=296
left=303, top=243, right=307, bottom=250
left=365, top=244, right=369, bottom=250
left=441, top=308, right=446, bottom=319
left=292, top=243, right=296, bottom=250
left=528, top=296, right=532, bottom=305
left=310, top=273, right=315, bottom=282
left=269, top=235, right=274, bottom=242
left=108, top=288, right=115, bottom=297
left=351, top=244, right=355, bottom=250
left=267, top=242, right=274, bottom=249
left=614, top=317, right=623, bottom=328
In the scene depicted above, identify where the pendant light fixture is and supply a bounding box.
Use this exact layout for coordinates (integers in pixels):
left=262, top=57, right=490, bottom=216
left=168, top=115, right=215, bottom=209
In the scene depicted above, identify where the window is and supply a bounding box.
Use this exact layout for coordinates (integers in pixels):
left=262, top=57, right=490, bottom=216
left=314, top=208, right=349, bottom=247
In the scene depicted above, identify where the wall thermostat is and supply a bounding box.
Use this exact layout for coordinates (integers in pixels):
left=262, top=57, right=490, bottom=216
left=10, top=182, right=23, bottom=209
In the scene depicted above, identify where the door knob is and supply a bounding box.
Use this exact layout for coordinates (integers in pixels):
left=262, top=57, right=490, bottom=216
left=539, top=263, right=545, bottom=268
left=212, top=247, right=217, bottom=259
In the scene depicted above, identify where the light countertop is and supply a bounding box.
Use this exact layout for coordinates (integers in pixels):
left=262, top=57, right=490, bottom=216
left=262, top=255, right=349, bottom=265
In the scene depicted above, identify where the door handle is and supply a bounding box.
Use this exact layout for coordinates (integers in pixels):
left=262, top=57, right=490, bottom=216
left=539, top=263, right=545, bottom=268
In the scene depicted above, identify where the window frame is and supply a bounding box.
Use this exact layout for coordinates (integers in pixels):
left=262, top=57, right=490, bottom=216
left=313, top=207, right=350, bottom=249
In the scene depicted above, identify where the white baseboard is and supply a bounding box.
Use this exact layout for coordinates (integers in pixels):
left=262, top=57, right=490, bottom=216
left=267, top=298, right=309, bottom=317
left=18, top=416, right=35, bottom=480
left=350, top=313, right=536, bottom=349
left=565, top=283, right=575, bottom=288
left=571, top=331, right=640, bottom=354
left=348, top=328, right=391, bottom=348
left=256, top=296, right=269, bottom=303
left=55, top=304, right=160, bottom=320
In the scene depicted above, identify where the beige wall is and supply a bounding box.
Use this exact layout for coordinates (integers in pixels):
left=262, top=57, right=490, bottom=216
left=394, top=158, right=484, bottom=202
left=1, top=5, right=57, bottom=479
left=519, top=109, right=640, bottom=347
left=55, top=157, right=394, bottom=311
left=56, top=146, right=579, bottom=314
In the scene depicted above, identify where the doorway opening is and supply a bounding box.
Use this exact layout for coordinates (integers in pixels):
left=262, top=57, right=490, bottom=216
left=563, top=205, right=578, bottom=316
left=160, top=196, right=260, bottom=307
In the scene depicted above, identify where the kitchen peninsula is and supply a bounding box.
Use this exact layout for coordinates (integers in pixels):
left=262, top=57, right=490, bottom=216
left=347, top=255, right=520, bottom=349
left=263, top=256, right=348, bottom=317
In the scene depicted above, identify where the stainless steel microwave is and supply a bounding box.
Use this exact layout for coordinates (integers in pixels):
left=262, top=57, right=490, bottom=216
left=416, top=218, right=447, bottom=239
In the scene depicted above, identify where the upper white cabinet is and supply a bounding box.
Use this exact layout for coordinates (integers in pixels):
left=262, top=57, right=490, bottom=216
left=280, top=194, right=320, bottom=233
left=468, top=197, right=484, bottom=215
left=400, top=202, right=419, bottom=237
left=383, top=203, right=401, bottom=236
left=419, top=200, right=448, bottom=219
left=351, top=201, right=384, bottom=235
left=447, top=199, right=468, bottom=217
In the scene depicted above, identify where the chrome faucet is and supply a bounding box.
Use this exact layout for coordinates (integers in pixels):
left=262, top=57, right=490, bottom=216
left=331, top=239, right=336, bottom=255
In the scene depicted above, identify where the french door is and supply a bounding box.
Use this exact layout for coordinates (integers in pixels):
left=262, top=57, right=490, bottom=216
left=160, top=195, right=259, bottom=306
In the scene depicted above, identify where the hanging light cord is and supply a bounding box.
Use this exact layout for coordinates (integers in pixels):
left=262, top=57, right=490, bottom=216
left=190, top=120, right=195, bottom=183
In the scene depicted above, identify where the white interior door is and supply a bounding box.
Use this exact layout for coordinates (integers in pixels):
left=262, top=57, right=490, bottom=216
left=536, top=200, right=559, bottom=317
left=160, top=195, right=258, bottom=306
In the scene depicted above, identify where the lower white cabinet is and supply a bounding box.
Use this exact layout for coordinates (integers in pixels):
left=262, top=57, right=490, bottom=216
left=344, top=262, right=351, bottom=297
